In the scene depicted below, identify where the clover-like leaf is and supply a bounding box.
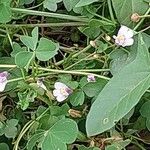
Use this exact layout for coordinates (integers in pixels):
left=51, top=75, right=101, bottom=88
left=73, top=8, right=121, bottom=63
left=20, top=27, right=38, bottom=51
left=41, top=118, right=78, bottom=150
left=36, top=38, right=59, bottom=61
left=43, top=0, right=62, bottom=12
left=69, top=90, right=85, bottom=106
left=15, top=51, right=34, bottom=68
left=0, top=0, right=11, bottom=23
left=4, top=119, right=18, bottom=138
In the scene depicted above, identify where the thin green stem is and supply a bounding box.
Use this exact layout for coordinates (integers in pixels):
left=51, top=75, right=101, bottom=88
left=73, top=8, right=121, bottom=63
left=72, top=44, right=91, bottom=58
left=38, top=67, right=110, bottom=80
left=13, top=108, right=50, bottom=150
left=107, top=0, right=116, bottom=23
left=74, top=69, right=110, bottom=72
left=13, top=120, right=34, bottom=150
left=140, top=14, right=150, bottom=18
left=134, top=7, right=150, bottom=31
left=0, top=22, right=87, bottom=28
left=0, top=64, right=110, bottom=81
left=65, top=53, right=96, bottom=70
left=11, top=8, right=89, bottom=22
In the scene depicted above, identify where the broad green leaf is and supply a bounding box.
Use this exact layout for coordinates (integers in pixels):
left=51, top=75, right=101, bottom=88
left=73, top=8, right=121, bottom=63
left=0, top=0, right=11, bottom=23
left=41, top=118, right=78, bottom=150
left=63, top=0, right=79, bottom=11
left=69, top=90, right=85, bottom=106
left=20, top=27, right=38, bottom=50
left=111, top=0, right=149, bottom=27
left=75, top=0, right=99, bottom=7
left=36, top=38, right=59, bottom=61
left=86, top=34, right=150, bottom=136
left=15, top=51, right=34, bottom=68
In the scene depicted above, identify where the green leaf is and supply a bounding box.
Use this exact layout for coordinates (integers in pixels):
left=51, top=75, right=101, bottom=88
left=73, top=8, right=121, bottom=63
left=0, top=0, right=11, bottom=23
left=140, top=101, right=150, bottom=119
left=75, top=0, right=99, bottom=7
left=36, top=38, right=59, bottom=61
left=11, top=42, right=26, bottom=57
left=79, top=26, right=101, bottom=39
left=4, top=119, right=18, bottom=138
left=63, top=0, right=79, bottom=11
left=43, top=0, right=62, bottom=12
left=15, top=51, right=34, bottom=68
left=0, top=143, right=9, bottom=150
left=7, top=119, right=18, bottom=127
left=111, top=0, right=149, bottom=27
left=86, top=34, right=150, bottom=136
left=83, top=79, right=107, bottom=97
left=27, top=130, right=45, bottom=150
left=69, top=90, right=85, bottom=106
left=20, top=27, right=38, bottom=50
left=41, top=118, right=78, bottom=150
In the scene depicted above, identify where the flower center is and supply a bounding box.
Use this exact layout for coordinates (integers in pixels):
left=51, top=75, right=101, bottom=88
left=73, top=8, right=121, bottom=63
left=60, top=87, right=69, bottom=96
left=116, top=35, right=125, bottom=43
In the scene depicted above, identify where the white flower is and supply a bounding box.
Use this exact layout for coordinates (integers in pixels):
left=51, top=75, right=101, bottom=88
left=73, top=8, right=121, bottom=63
left=37, top=77, right=47, bottom=91
left=113, top=25, right=134, bottom=47
left=87, top=74, right=96, bottom=82
left=0, top=71, right=8, bottom=92
left=53, top=82, right=72, bottom=102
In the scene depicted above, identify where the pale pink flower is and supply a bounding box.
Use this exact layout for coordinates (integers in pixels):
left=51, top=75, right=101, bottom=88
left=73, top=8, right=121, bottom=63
left=53, top=82, right=72, bottom=102
left=113, top=25, right=134, bottom=47
left=0, top=71, right=8, bottom=92
left=87, top=74, right=96, bottom=82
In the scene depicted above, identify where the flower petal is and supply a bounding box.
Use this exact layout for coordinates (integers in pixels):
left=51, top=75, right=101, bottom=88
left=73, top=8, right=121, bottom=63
left=53, top=89, right=61, bottom=97
left=54, top=82, right=68, bottom=90
left=56, top=95, right=67, bottom=102
left=122, top=38, right=134, bottom=47
left=0, top=81, right=7, bottom=92
left=118, top=25, right=129, bottom=36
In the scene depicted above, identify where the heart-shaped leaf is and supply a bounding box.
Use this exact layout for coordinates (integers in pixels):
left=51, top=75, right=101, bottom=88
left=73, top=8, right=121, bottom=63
left=36, top=38, right=59, bottom=61
left=43, top=0, right=62, bottom=12
left=0, top=0, right=11, bottom=23
left=69, top=90, right=85, bottom=106
left=63, top=0, right=79, bottom=11
left=86, top=34, right=150, bottom=136
left=20, top=27, right=38, bottom=51
left=41, top=118, right=78, bottom=150
left=15, top=51, right=35, bottom=68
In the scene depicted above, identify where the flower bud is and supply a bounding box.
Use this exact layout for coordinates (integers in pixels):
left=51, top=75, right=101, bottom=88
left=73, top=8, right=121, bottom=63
left=105, top=35, right=111, bottom=41
left=131, top=13, right=140, bottom=22
left=90, top=40, right=96, bottom=48
left=68, top=109, right=82, bottom=118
